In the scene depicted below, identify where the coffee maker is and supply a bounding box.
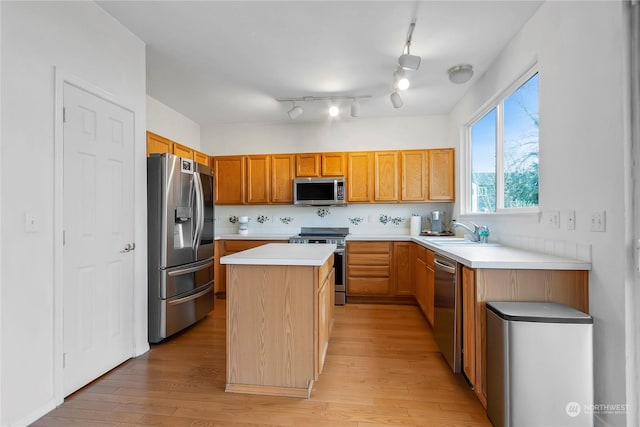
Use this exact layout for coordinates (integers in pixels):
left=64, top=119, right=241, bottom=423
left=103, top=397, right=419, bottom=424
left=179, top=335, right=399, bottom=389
left=430, top=210, right=446, bottom=233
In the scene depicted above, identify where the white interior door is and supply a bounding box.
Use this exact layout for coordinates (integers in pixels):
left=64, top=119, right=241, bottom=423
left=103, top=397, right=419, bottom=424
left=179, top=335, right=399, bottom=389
left=62, top=82, right=135, bottom=396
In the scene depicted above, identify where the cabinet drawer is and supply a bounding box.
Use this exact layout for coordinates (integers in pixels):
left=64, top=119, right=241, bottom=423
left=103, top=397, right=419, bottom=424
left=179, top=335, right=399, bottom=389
left=347, top=277, right=391, bottom=295
left=348, top=265, right=390, bottom=277
left=318, top=254, right=334, bottom=286
left=347, top=253, right=390, bottom=266
left=347, top=241, right=391, bottom=253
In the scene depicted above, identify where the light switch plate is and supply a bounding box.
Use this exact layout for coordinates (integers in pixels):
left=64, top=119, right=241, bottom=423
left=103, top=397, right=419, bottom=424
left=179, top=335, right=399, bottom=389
left=25, top=212, right=38, bottom=233
left=567, top=210, right=576, bottom=230
left=590, top=211, right=606, bottom=232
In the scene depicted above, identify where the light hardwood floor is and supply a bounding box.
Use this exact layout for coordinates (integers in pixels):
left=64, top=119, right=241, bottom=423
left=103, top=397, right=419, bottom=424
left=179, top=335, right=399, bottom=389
left=33, top=301, right=491, bottom=427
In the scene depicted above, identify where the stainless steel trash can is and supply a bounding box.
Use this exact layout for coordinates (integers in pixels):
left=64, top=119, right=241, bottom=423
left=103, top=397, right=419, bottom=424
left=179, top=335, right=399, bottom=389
left=486, top=302, right=593, bottom=427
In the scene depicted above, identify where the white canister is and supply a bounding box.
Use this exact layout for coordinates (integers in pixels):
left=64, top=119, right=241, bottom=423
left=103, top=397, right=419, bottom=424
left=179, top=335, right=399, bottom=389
left=410, top=216, right=422, bottom=236
left=238, top=216, right=249, bottom=235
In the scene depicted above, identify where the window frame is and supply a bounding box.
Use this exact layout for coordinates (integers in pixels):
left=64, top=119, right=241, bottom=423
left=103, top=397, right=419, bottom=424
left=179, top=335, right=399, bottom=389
left=461, top=65, right=540, bottom=216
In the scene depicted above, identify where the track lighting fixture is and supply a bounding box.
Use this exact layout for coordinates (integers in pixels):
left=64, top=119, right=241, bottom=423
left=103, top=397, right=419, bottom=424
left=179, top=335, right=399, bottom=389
left=390, top=91, right=403, bottom=108
left=448, top=64, right=474, bottom=84
left=277, top=95, right=371, bottom=119
left=393, top=68, right=410, bottom=91
left=398, top=22, right=420, bottom=71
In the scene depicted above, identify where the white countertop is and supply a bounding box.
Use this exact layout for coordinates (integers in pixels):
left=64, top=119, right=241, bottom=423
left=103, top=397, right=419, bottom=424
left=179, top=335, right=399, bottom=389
left=215, top=233, right=591, bottom=271
left=220, top=243, right=336, bottom=266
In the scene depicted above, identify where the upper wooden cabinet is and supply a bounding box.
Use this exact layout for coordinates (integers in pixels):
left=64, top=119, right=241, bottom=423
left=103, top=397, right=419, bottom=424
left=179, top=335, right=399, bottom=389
left=374, top=151, right=399, bottom=202
left=400, top=150, right=428, bottom=202
left=194, top=150, right=209, bottom=166
left=246, top=155, right=271, bottom=204
left=347, top=152, right=374, bottom=203
left=146, top=131, right=173, bottom=156
left=428, top=148, right=455, bottom=201
left=271, top=154, right=295, bottom=204
left=321, top=152, right=347, bottom=176
left=146, top=131, right=210, bottom=166
left=296, top=152, right=347, bottom=177
left=296, top=153, right=321, bottom=177
left=173, top=142, right=194, bottom=160
left=212, top=156, right=245, bottom=205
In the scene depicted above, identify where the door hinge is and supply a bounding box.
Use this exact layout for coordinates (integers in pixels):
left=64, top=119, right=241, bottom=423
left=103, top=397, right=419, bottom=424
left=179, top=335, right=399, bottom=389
left=63, top=352, right=66, bottom=368
left=63, top=107, right=67, bottom=123
left=63, top=230, right=66, bottom=245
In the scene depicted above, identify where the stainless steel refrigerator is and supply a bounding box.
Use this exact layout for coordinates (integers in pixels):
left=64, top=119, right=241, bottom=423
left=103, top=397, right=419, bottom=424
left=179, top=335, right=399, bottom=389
left=147, top=153, right=215, bottom=343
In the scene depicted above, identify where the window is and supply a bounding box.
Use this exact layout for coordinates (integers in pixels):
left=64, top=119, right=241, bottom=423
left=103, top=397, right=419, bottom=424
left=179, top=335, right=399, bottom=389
left=467, top=71, right=539, bottom=213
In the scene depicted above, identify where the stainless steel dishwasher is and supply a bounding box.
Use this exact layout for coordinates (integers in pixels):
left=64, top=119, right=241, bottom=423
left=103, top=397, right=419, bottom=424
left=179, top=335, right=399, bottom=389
left=433, top=254, right=461, bottom=373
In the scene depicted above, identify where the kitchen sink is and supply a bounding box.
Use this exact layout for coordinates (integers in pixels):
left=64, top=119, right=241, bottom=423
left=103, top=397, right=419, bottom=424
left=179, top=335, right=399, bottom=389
left=422, top=237, right=502, bottom=247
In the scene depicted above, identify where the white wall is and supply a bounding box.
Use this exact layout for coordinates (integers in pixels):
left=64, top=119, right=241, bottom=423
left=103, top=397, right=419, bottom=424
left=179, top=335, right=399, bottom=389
left=202, top=115, right=450, bottom=155
left=147, top=95, right=201, bottom=149
left=450, top=2, right=630, bottom=426
left=0, top=2, right=147, bottom=426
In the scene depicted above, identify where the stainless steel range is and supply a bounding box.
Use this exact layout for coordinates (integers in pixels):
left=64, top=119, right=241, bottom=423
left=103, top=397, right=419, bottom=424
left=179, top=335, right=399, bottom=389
left=289, top=227, right=348, bottom=305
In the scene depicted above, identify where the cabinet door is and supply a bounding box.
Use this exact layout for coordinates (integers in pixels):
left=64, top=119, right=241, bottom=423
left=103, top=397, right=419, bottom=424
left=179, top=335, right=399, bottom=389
left=414, top=255, right=427, bottom=315
left=425, top=251, right=435, bottom=326
left=322, top=152, right=347, bottom=176
left=146, top=131, right=173, bottom=156
left=296, top=153, right=321, bottom=177
left=173, top=142, right=194, bottom=159
left=347, top=152, right=373, bottom=202
left=374, top=151, right=399, bottom=202
left=401, top=150, right=427, bottom=201
left=462, top=266, right=476, bottom=386
left=271, top=154, right=295, bottom=204
left=213, top=156, right=245, bottom=205
left=394, top=242, right=413, bottom=295
left=428, top=148, right=455, bottom=201
left=246, top=155, right=271, bottom=204
left=194, top=150, right=209, bottom=166
left=316, top=267, right=334, bottom=378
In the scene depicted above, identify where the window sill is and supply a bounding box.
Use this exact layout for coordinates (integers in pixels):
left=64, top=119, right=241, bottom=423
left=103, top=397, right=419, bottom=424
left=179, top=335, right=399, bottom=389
left=459, top=210, right=540, bottom=221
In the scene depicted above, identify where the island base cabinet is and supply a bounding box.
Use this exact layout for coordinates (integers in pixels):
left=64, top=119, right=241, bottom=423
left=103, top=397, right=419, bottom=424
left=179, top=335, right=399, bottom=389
left=226, top=256, right=334, bottom=399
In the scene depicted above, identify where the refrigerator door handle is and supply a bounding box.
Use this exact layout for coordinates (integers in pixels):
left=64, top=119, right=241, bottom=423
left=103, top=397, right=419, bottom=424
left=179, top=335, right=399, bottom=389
left=167, top=282, right=213, bottom=306
left=193, top=172, right=205, bottom=255
left=167, top=259, right=214, bottom=277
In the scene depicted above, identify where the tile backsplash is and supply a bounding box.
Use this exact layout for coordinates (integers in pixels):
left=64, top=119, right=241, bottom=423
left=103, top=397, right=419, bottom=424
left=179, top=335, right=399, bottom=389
left=215, top=203, right=454, bottom=236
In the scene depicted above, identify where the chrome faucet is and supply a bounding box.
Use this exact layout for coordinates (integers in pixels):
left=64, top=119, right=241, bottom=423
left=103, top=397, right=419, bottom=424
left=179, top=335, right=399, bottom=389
left=452, top=221, right=489, bottom=243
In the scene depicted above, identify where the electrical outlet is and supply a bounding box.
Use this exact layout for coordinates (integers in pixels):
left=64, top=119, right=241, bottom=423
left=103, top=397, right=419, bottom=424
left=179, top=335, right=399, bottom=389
left=25, top=212, right=38, bottom=233
left=546, top=211, right=560, bottom=229
left=567, top=210, right=576, bottom=230
left=590, top=211, right=606, bottom=232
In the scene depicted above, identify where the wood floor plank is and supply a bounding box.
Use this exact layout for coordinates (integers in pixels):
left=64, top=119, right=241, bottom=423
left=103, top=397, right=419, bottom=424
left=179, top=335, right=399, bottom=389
left=32, top=301, right=491, bottom=427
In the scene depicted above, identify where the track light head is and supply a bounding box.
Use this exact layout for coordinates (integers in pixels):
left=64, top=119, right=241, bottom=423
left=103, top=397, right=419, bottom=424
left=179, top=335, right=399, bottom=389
left=393, top=68, right=410, bottom=91
left=328, top=105, right=339, bottom=117
left=350, top=100, right=361, bottom=117
left=390, top=91, right=403, bottom=108
left=288, top=105, right=303, bottom=120
left=399, top=54, right=421, bottom=71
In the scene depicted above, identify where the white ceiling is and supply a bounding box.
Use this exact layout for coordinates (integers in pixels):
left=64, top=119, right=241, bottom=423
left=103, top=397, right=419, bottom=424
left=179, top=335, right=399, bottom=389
left=97, top=1, right=543, bottom=125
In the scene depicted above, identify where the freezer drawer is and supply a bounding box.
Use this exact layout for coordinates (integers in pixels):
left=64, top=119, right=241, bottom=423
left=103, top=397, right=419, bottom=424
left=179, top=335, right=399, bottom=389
left=486, top=302, right=593, bottom=427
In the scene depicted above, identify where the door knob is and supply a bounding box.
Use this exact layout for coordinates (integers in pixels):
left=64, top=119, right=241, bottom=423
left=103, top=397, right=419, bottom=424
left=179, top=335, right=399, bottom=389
left=120, top=243, right=135, bottom=253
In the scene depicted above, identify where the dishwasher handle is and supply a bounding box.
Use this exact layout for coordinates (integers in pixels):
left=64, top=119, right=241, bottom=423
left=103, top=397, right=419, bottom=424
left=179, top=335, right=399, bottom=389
left=434, top=258, right=457, bottom=274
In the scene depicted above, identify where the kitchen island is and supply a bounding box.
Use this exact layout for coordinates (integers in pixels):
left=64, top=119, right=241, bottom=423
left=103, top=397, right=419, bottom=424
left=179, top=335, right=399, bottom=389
left=220, top=243, right=335, bottom=398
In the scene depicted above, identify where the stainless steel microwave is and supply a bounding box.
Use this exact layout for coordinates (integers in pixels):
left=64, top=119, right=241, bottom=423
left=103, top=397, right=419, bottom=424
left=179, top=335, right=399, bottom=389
left=293, top=177, right=346, bottom=206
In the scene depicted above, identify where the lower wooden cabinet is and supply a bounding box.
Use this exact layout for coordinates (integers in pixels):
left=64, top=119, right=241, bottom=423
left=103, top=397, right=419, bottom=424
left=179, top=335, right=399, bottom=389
left=346, top=241, right=392, bottom=297
left=461, top=267, right=589, bottom=408
left=214, top=240, right=271, bottom=293
left=394, top=242, right=413, bottom=295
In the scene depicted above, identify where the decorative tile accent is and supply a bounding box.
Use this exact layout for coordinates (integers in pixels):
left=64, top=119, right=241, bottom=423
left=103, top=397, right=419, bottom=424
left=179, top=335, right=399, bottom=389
left=279, top=216, right=294, bottom=224
left=379, top=214, right=404, bottom=226
left=256, top=215, right=270, bottom=224
left=229, top=215, right=238, bottom=224
left=348, top=217, right=364, bottom=226
left=317, top=208, right=330, bottom=218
